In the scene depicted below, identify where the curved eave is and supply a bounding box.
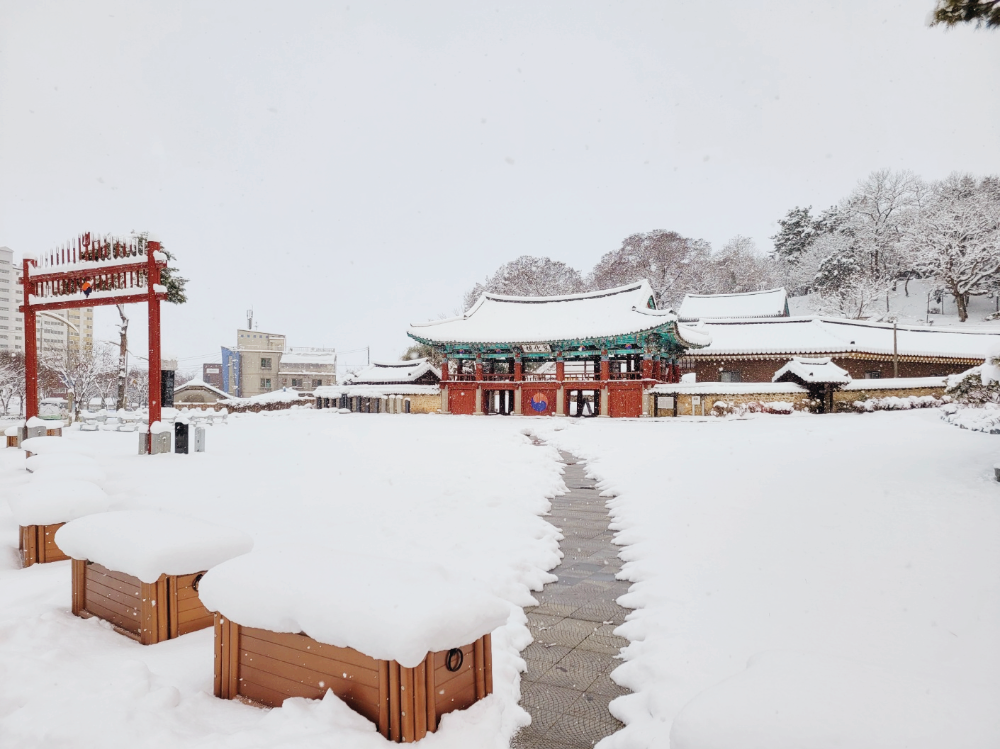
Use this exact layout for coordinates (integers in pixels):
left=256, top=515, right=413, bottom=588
left=407, top=320, right=711, bottom=352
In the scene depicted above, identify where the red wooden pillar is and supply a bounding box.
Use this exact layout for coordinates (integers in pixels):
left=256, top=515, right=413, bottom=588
left=22, top=258, right=38, bottom=420
left=514, top=357, right=523, bottom=381
left=474, top=354, right=483, bottom=381
left=641, top=356, right=653, bottom=379
left=600, top=355, right=610, bottom=381
left=440, top=355, right=449, bottom=382
left=652, top=356, right=662, bottom=381
left=147, top=241, right=162, bottom=439
left=555, top=359, right=565, bottom=381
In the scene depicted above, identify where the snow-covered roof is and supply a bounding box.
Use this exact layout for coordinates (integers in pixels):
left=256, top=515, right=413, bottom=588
left=687, top=317, right=997, bottom=360
left=773, top=357, right=852, bottom=385
left=408, top=280, right=711, bottom=348
left=221, top=388, right=310, bottom=406
left=842, top=377, right=946, bottom=391
left=679, top=288, right=788, bottom=321
left=174, top=378, right=230, bottom=398
left=650, top=381, right=808, bottom=395
left=314, top=384, right=440, bottom=398
left=343, top=358, right=440, bottom=385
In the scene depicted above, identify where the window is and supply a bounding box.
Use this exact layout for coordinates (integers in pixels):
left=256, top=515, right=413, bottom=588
left=865, top=371, right=881, bottom=379
left=260, top=378, right=272, bottom=389
left=312, top=379, right=322, bottom=387
left=720, top=370, right=741, bottom=383
left=291, top=378, right=302, bottom=387
left=260, top=357, right=272, bottom=369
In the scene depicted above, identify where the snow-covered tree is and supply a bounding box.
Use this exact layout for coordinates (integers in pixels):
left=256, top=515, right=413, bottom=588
left=905, top=173, right=1000, bottom=322
left=462, top=256, right=586, bottom=311
left=811, top=232, right=892, bottom=319
left=43, top=344, right=117, bottom=418
left=707, top=235, right=777, bottom=294
left=771, top=206, right=818, bottom=261
left=589, top=230, right=712, bottom=310
left=0, top=351, right=25, bottom=416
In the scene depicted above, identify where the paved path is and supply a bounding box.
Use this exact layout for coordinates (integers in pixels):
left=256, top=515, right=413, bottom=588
left=512, top=451, right=631, bottom=749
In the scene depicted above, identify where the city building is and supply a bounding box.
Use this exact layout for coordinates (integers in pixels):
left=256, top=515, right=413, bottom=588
left=202, top=363, right=224, bottom=389
left=278, top=349, right=338, bottom=391
left=0, top=246, right=93, bottom=357
left=220, top=328, right=336, bottom=397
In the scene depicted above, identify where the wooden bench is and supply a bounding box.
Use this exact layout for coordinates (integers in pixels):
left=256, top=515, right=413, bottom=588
left=215, top=617, right=492, bottom=743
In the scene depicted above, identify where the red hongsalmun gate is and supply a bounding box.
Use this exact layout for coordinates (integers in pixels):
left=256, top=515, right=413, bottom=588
left=19, top=233, right=168, bottom=452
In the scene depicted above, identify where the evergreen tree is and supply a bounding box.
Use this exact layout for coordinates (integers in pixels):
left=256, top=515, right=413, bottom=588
left=931, top=0, right=1000, bottom=29
left=770, top=206, right=816, bottom=261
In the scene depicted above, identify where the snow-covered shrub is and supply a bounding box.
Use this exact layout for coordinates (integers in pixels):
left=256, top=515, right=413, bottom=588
left=940, top=403, right=1000, bottom=433
left=945, top=366, right=1000, bottom=406
left=850, top=394, right=945, bottom=413
left=710, top=400, right=795, bottom=417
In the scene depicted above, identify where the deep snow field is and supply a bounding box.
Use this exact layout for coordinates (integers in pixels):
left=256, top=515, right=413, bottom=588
left=1, top=409, right=998, bottom=748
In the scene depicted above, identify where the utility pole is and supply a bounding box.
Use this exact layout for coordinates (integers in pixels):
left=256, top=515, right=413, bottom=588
left=893, top=321, right=899, bottom=379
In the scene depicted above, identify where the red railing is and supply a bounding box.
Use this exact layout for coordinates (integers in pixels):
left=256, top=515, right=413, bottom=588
left=450, top=373, right=476, bottom=382
left=610, top=371, right=644, bottom=380
left=482, top=373, right=515, bottom=381
left=523, top=373, right=557, bottom=381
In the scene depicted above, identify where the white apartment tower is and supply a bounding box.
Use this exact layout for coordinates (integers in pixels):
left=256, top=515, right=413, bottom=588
left=0, top=246, right=94, bottom=356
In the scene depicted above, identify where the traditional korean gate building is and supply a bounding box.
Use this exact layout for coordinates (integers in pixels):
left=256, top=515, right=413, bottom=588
left=406, top=281, right=710, bottom=418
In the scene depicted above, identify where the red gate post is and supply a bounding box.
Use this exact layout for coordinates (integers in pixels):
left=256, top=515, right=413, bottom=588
left=22, top=258, right=38, bottom=420
left=147, top=240, right=162, bottom=446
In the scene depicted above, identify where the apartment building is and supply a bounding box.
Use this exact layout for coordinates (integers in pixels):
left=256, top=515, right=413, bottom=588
left=0, top=247, right=94, bottom=357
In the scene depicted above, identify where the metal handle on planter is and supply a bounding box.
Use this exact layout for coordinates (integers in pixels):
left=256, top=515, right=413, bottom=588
left=192, top=573, right=204, bottom=593
left=445, top=648, right=464, bottom=672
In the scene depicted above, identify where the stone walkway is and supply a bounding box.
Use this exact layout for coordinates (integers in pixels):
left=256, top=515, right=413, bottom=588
left=512, top=451, right=631, bottom=749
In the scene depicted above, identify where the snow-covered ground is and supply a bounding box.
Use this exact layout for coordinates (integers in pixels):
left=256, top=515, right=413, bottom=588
left=0, top=412, right=564, bottom=748
left=532, top=411, right=1000, bottom=748
left=1, top=409, right=998, bottom=748
left=788, top=278, right=1000, bottom=328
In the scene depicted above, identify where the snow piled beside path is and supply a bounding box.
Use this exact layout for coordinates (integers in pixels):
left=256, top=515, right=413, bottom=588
left=533, top=411, right=1000, bottom=749
left=0, top=411, right=565, bottom=748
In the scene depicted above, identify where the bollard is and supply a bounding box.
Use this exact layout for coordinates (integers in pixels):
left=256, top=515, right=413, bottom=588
left=175, top=422, right=190, bottom=454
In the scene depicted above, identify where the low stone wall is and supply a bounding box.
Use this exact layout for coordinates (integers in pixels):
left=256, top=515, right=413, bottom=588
left=406, top=393, right=441, bottom=414
left=834, top=386, right=944, bottom=404
left=652, top=390, right=810, bottom=417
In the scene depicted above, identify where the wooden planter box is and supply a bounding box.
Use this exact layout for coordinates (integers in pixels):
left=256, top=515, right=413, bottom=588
left=215, top=616, right=493, bottom=743
left=20, top=522, right=69, bottom=566
left=46, top=427, right=63, bottom=437
left=6, top=435, right=18, bottom=448
left=71, top=560, right=214, bottom=645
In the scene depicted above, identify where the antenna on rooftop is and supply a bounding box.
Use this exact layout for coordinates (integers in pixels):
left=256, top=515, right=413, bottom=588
left=247, top=308, right=253, bottom=330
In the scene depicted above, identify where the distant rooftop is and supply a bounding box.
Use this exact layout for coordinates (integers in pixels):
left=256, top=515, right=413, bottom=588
left=679, top=288, right=789, bottom=321
left=343, top=358, right=440, bottom=385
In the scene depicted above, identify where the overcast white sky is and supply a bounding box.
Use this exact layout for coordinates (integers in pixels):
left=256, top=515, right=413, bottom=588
left=1, top=1, right=998, bottom=374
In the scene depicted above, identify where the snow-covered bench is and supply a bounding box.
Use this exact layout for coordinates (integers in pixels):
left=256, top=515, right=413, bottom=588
left=8, top=479, right=110, bottom=567
left=58, top=510, right=253, bottom=645
left=201, top=548, right=501, bottom=742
